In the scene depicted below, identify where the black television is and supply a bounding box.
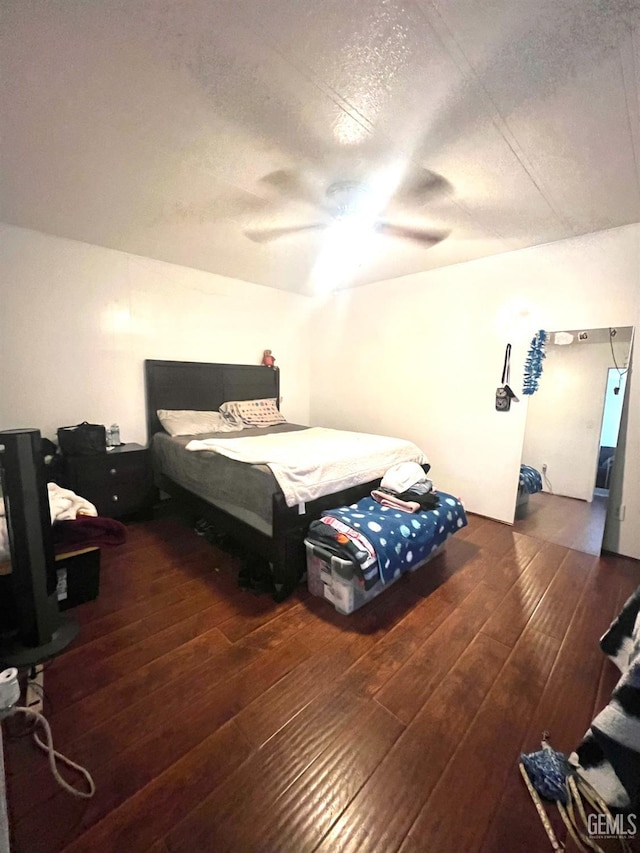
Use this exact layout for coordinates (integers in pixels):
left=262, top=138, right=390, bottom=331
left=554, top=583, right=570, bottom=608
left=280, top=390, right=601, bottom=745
left=0, top=429, right=77, bottom=668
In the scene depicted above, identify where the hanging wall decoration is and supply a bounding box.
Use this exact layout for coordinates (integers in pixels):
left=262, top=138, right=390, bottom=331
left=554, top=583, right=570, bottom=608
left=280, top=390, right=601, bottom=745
left=495, top=344, right=519, bottom=411
left=522, top=330, right=547, bottom=395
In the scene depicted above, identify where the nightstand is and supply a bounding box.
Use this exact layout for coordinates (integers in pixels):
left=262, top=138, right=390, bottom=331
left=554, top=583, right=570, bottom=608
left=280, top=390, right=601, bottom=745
left=63, top=443, right=155, bottom=519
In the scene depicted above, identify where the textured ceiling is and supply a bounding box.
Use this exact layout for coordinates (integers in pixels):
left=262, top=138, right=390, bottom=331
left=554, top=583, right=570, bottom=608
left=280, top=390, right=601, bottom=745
left=2, top=0, right=640, bottom=295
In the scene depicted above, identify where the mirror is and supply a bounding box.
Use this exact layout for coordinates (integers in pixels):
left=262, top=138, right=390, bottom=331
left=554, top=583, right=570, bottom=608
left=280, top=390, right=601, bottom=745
left=513, top=326, right=633, bottom=555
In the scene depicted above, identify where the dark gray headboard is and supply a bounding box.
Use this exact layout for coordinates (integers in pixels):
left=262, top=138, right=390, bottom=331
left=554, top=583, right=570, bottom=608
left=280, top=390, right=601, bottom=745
left=144, top=359, right=280, bottom=442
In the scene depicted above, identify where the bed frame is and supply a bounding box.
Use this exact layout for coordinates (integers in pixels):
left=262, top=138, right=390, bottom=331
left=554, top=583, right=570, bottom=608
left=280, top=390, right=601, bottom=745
left=144, top=359, right=389, bottom=599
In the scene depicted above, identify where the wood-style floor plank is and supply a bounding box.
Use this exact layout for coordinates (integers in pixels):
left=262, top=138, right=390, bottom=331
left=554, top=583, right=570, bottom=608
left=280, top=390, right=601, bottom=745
left=3, top=508, right=638, bottom=853
left=169, top=698, right=404, bottom=853
left=374, top=580, right=508, bottom=724
left=163, top=688, right=379, bottom=853
left=241, top=701, right=403, bottom=853
left=525, top=548, right=596, bottom=640
left=479, top=549, right=640, bottom=853
left=481, top=541, right=567, bottom=647
left=59, top=721, right=252, bottom=853
left=12, top=640, right=310, bottom=853
left=397, top=625, right=561, bottom=853
left=481, top=532, right=542, bottom=593
left=313, top=632, right=511, bottom=853
left=233, top=630, right=377, bottom=748
left=413, top=540, right=487, bottom=606
left=340, top=584, right=456, bottom=698
left=37, top=609, right=232, bottom=711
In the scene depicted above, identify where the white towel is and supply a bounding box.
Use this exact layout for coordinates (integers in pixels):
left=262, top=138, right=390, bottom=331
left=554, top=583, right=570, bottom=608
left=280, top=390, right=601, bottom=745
left=46, top=482, right=97, bottom=523
left=0, top=485, right=97, bottom=564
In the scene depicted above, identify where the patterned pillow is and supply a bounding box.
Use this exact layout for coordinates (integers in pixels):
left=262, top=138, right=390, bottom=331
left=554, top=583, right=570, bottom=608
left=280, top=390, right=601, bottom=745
left=219, top=398, right=286, bottom=428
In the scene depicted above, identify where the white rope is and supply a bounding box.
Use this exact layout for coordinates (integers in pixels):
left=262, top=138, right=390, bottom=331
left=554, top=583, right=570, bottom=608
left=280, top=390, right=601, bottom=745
left=518, top=762, right=565, bottom=852
left=8, top=707, right=95, bottom=799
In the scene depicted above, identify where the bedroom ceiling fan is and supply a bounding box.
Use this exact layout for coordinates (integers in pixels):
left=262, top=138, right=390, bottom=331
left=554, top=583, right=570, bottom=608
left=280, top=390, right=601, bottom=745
left=243, top=167, right=452, bottom=247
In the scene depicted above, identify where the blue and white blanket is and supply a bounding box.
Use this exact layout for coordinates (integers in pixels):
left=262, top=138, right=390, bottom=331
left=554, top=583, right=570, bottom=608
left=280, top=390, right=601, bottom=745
left=520, top=464, right=543, bottom=495
left=321, top=491, right=467, bottom=585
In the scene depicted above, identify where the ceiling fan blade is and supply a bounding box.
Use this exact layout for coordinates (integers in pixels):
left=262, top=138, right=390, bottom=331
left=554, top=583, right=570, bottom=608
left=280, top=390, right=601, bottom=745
left=244, top=222, right=327, bottom=243
left=375, top=222, right=450, bottom=245
left=257, top=169, right=318, bottom=206
left=396, top=168, right=453, bottom=202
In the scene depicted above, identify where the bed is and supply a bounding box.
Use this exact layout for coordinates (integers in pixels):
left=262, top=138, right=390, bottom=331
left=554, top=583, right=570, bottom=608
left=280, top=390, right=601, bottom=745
left=145, top=359, right=428, bottom=599
left=516, top=463, right=543, bottom=518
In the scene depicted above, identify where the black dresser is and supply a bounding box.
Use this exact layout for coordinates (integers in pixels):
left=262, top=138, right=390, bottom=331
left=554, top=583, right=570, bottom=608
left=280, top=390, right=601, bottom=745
left=63, top=443, right=155, bottom=519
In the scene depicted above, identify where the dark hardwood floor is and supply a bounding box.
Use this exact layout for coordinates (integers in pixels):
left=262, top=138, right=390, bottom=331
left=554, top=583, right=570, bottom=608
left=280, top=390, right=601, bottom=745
left=4, top=510, right=640, bottom=853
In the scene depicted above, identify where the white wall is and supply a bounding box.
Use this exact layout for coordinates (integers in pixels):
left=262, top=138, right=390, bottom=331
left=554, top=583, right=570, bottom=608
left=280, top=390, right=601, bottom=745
left=522, top=341, right=613, bottom=501
left=310, top=224, right=640, bottom=559
left=2, top=222, right=639, bottom=560
left=0, top=225, right=313, bottom=444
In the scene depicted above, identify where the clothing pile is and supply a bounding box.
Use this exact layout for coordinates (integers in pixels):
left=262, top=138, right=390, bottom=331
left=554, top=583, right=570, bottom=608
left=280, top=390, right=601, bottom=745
left=371, top=461, right=439, bottom=513
left=306, top=514, right=379, bottom=589
left=0, top=483, right=126, bottom=568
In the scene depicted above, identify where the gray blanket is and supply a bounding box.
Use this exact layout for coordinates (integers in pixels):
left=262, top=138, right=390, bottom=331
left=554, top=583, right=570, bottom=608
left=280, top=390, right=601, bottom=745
left=151, top=423, right=307, bottom=535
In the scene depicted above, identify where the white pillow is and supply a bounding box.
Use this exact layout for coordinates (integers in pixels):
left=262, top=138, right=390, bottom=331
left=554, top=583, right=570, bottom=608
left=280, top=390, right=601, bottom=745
left=219, top=398, right=286, bottom=428
left=156, top=409, right=238, bottom=437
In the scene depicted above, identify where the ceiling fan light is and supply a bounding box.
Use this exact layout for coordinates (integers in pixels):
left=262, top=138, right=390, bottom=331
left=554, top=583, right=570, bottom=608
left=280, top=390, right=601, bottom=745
left=325, top=181, right=369, bottom=220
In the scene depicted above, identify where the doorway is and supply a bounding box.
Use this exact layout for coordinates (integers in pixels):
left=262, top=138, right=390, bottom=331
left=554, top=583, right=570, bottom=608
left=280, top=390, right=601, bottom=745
left=594, top=368, right=628, bottom=497
left=513, top=326, right=633, bottom=555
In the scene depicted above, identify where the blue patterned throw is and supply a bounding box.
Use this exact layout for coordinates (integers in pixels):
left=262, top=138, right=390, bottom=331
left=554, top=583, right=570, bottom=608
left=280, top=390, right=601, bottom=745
left=321, top=491, right=467, bottom=585
left=520, top=464, right=543, bottom=494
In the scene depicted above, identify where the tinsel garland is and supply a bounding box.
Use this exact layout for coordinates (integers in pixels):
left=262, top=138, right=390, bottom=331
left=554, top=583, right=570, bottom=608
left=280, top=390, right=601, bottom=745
left=523, top=330, right=547, bottom=395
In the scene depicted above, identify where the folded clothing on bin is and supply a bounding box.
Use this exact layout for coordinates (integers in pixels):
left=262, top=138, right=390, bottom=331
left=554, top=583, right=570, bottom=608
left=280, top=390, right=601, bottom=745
left=371, top=490, right=421, bottom=514
left=307, top=491, right=467, bottom=586
left=307, top=516, right=379, bottom=589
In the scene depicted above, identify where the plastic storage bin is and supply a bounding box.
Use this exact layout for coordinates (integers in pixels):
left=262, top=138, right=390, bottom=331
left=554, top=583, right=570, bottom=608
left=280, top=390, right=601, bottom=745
left=305, top=539, right=444, bottom=615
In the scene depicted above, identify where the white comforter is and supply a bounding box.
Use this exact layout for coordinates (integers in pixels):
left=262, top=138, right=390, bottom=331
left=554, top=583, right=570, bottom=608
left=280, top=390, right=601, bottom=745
left=0, top=483, right=97, bottom=563
left=186, top=427, right=428, bottom=508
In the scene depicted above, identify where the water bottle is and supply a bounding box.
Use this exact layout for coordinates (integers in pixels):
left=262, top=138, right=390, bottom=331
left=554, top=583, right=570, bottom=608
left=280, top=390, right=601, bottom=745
left=108, top=423, right=120, bottom=448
